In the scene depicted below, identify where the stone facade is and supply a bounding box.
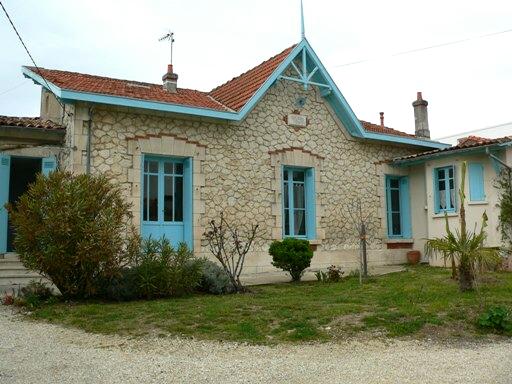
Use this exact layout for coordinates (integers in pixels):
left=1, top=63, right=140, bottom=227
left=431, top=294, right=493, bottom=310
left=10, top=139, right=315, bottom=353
left=58, top=79, right=419, bottom=274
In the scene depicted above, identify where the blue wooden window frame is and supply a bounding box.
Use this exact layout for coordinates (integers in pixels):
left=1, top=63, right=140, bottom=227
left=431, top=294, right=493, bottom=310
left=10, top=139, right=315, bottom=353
left=142, top=157, right=184, bottom=224
left=468, top=163, right=486, bottom=201
left=141, top=155, right=193, bottom=250
left=434, top=165, right=456, bottom=214
left=385, top=175, right=411, bottom=238
left=282, top=166, right=316, bottom=240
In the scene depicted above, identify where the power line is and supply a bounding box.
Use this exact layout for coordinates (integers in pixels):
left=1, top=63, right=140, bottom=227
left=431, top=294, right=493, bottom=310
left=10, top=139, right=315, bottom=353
left=335, top=27, right=512, bottom=68
left=0, top=81, right=27, bottom=97
left=0, top=0, right=68, bottom=113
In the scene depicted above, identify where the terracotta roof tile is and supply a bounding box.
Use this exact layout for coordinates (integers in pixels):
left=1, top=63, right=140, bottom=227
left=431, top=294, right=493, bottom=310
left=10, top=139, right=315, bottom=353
left=360, top=120, right=416, bottom=138
left=24, top=46, right=424, bottom=141
left=209, top=45, right=296, bottom=111
left=0, top=115, right=64, bottom=130
left=392, top=135, right=512, bottom=162
left=24, top=67, right=230, bottom=112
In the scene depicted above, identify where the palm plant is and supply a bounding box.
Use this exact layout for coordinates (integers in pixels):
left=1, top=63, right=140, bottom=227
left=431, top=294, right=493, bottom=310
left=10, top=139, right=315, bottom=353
left=425, top=162, right=500, bottom=292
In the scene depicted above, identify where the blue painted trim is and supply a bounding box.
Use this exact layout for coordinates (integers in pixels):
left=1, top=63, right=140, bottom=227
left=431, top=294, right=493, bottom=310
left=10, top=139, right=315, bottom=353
left=0, top=154, right=10, bottom=253
left=400, top=176, right=412, bottom=238
left=385, top=175, right=411, bottom=238
left=140, top=155, right=192, bottom=249
left=183, top=157, right=193, bottom=250
left=305, top=167, right=316, bottom=240
left=282, top=166, right=313, bottom=239
left=21, top=42, right=450, bottom=150
left=468, top=163, right=485, bottom=201
left=42, top=156, right=57, bottom=176
left=433, top=165, right=456, bottom=214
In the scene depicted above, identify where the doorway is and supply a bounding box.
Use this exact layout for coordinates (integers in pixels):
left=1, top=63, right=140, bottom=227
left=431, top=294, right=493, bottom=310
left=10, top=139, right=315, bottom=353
left=6, top=157, right=42, bottom=252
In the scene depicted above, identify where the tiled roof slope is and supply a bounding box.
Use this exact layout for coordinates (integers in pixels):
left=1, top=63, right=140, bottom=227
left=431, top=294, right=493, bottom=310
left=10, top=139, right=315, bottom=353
left=360, top=120, right=416, bottom=138
left=24, top=45, right=421, bottom=139
left=209, top=45, right=296, bottom=111
left=24, top=67, right=230, bottom=112
left=0, top=115, right=64, bottom=130
left=392, top=136, right=512, bottom=162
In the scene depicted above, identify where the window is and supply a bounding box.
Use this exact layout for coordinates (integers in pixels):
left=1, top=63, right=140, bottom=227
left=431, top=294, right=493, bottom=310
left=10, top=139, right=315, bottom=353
left=434, top=166, right=456, bottom=213
left=282, top=167, right=316, bottom=239
left=143, top=158, right=184, bottom=223
left=385, top=176, right=411, bottom=238
left=468, top=163, right=485, bottom=201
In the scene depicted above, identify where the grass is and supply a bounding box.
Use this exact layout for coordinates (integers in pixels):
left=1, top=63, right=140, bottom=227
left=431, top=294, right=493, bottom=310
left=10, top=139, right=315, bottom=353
left=29, top=266, right=512, bottom=344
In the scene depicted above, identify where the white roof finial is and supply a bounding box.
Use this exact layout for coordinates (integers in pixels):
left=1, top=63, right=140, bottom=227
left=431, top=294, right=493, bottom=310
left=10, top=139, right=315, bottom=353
left=301, top=0, right=305, bottom=40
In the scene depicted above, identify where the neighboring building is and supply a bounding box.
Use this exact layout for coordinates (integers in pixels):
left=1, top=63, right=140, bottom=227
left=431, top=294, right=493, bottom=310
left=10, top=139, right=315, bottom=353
left=436, top=122, right=512, bottom=145
left=1, top=38, right=449, bottom=281
left=382, top=135, right=512, bottom=263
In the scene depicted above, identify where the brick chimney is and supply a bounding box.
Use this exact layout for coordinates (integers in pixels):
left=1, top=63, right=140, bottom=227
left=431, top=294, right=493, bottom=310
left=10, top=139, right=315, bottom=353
left=162, top=64, right=178, bottom=93
left=412, top=92, right=430, bottom=138
left=379, top=112, right=384, bottom=126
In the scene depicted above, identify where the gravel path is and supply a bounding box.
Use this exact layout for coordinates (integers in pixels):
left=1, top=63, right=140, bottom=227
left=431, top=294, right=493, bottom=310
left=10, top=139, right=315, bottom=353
left=1, top=306, right=511, bottom=384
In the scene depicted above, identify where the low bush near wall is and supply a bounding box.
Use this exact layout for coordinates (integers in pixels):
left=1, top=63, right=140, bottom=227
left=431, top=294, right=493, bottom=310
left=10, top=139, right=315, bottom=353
left=197, top=259, right=235, bottom=295
left=7, top=171, right=138, bottom=299
left=98, top=238, right=203, bottom=301
left=269, top=238, right=313, bottom=281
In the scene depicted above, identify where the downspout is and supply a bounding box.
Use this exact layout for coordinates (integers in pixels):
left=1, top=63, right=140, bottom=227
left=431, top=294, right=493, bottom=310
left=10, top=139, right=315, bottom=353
left=86, top=107, right=94, bottom=175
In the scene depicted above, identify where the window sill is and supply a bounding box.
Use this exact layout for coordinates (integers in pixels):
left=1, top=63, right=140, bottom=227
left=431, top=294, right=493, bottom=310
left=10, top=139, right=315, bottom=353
left=432, top=212, right=458, bottom=219
left=384, top=238, right=413, bottom=243
left=309, top=239, right=322, bottom=245
left=468, top=201, right=488, bottom=206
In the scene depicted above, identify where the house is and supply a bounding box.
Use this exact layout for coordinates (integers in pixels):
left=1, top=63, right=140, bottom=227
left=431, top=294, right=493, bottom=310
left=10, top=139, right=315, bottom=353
left=1, top=38, right=450, bottom=282
left=382, top=132, right=512, bottom=264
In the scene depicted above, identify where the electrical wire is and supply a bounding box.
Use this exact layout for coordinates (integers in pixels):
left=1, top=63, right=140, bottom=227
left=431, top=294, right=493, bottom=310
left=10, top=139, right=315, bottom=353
left=335, top=27, right=512, bottom=68
left=0, top=0, right=68, bottom=113
left=0, top=81, right=27, bottom=97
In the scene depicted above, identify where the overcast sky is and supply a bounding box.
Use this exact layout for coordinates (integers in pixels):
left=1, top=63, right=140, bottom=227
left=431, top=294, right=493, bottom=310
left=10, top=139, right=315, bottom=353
left=1, top=0, right=511, bottom=138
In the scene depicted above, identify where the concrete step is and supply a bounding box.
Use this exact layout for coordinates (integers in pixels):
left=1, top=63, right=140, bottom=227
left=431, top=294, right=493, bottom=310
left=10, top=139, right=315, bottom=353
left=0, top=260, right=25, bottom=269
left=0, top=253, right=20, bottom=261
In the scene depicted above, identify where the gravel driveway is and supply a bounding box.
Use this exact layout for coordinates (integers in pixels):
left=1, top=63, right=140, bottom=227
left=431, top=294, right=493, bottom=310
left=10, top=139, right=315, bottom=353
left=1, top=306, right=511, bottom=384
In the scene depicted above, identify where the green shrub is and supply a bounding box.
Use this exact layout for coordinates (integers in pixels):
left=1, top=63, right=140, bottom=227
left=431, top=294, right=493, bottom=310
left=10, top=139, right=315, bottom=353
left=198, top=259, right=234, bottom=295
left=134, top=238, right=203, bottom=299
left=478, top=306, right=512, bottom=333
left=327, top=265, right=344, bottom=282
left=7, top=171, right=138, bottom=299
left=269, top=238, right=313, bottom=281
left=95, top=267, right=139, bottom=301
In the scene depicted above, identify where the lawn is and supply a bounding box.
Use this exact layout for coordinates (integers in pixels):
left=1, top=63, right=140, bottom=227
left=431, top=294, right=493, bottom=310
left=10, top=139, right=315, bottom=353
left=30, top=266, right=512, bottom=344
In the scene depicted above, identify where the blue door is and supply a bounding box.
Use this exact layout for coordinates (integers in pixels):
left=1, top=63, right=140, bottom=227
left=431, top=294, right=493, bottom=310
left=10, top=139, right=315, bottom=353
left=0, top=155, right=57, bottom=253
left=141, top=156, right=192, bottom=248
left=385, top=175, right=412, bottom=239
left=0, top=155, right=10, bottom=253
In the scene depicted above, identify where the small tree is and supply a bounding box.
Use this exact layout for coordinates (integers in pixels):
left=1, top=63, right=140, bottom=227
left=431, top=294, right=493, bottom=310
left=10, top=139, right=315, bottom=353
left=496, top=168, right=512, bottom=250
left=204, top=213, right=258, bottom=293
left=269, top=238, right=313, bottom=281
left=7, top=171, right=137, bottom=299
left=425, top=162, right=500, bottom=292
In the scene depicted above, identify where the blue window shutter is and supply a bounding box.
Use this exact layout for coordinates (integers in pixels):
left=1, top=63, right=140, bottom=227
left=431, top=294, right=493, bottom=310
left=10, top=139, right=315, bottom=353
left=305, top=168, right=316, bottom=240
left=400, top=177, right=412, bottom=238
left=0, top=155, right=10, bottom=253
left=468, top=163, right=485, bottom=201
left=433, top=168, right=440, bottom=214
left=183, top=157, right=193, bottom=250
left=42, top=156, right=57, bottom=176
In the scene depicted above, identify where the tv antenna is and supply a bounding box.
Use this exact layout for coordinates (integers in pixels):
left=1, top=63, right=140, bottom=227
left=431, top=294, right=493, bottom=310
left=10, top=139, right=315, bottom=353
left=159, top=31, right=175, bottom=65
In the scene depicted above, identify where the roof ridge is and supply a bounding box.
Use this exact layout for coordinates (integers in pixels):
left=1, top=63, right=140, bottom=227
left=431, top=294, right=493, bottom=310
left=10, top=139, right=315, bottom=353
left=209, top=44, right=296, bottom=93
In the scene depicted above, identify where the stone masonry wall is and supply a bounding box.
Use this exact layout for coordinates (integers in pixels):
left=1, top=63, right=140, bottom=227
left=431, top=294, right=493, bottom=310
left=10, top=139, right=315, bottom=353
left=66, top=79, right=418, bottom=274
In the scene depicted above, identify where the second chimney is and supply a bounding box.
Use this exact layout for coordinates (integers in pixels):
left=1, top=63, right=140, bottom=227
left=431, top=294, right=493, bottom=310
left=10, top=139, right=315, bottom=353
left=412, top=92, right=430, bottom=138
left=162, top=64, right=178, bottom=93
